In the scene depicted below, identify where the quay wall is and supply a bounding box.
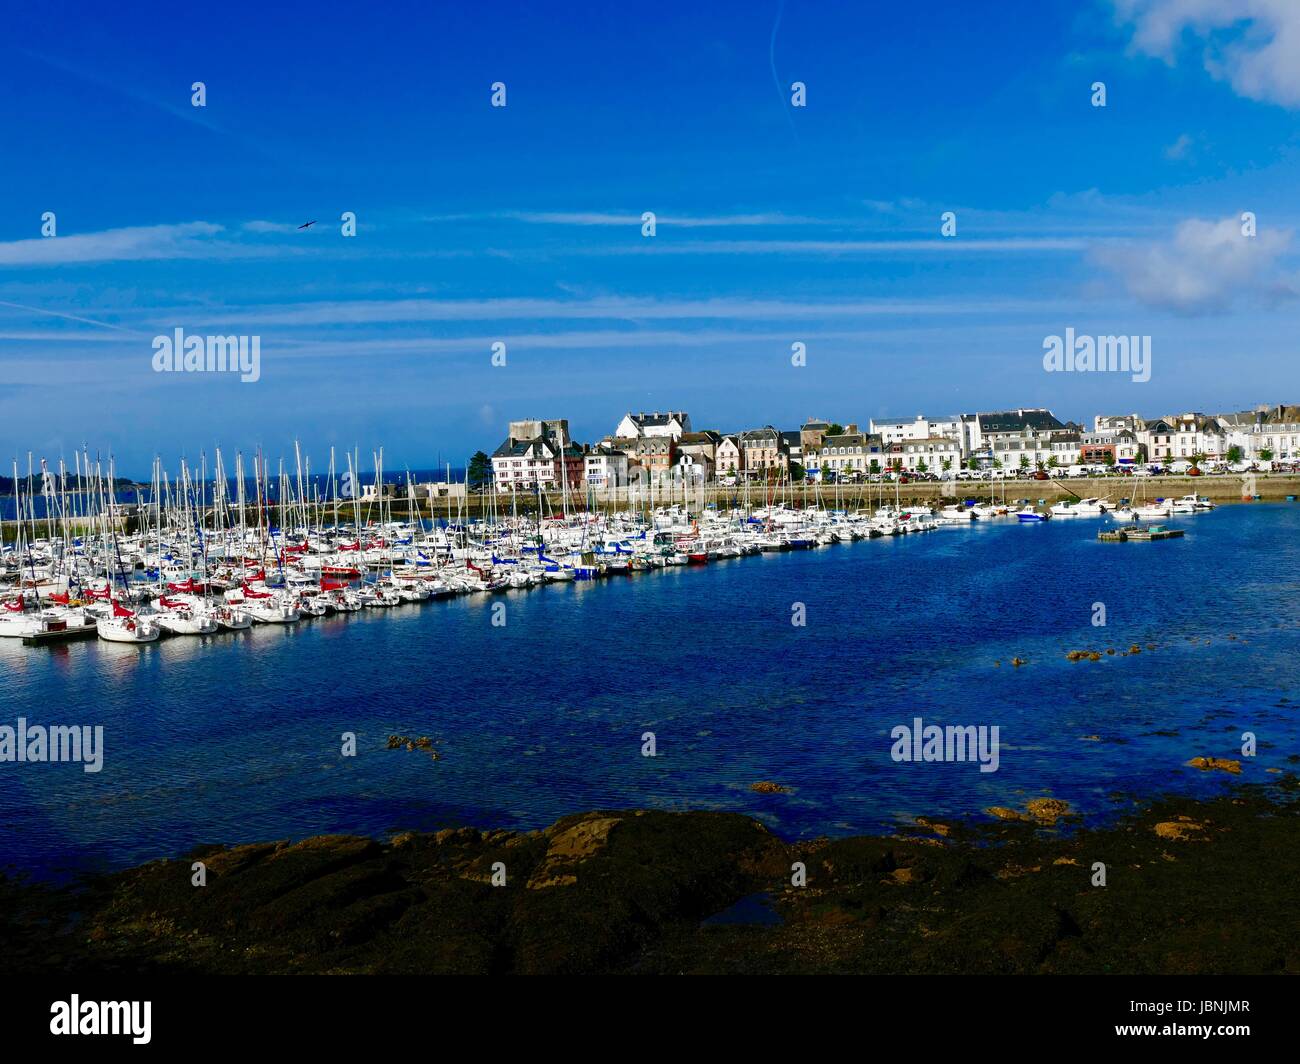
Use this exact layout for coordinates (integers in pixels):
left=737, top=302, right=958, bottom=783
left=418, top=474, right=1300, bottom=516
left=3, top=475, right=1297, bottom=541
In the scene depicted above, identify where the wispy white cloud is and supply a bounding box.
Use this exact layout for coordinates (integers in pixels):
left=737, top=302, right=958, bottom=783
left=1164, top=132, right=1196, bottom=159
left=0, top=223, right=300, bottom=267
left=1115, top=0, right=1300, bottom=107
left=241, top=220, right=304, bottom=234
left=585, top=237, right=1093, bottom=255
left=158, top=294, right=1057, bottom=328
left=1093, top=214, right=1294, bottom=313
left=425, top=209, right=830, bottom=227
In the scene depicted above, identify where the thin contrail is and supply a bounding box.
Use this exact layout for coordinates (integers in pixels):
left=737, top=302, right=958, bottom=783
left=769, top=0, right=801, bottom=145
left=0, top=299, right=142, bottom=334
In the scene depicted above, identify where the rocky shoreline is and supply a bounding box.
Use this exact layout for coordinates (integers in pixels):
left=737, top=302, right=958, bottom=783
left=4, top=778, right=1299, bottom=975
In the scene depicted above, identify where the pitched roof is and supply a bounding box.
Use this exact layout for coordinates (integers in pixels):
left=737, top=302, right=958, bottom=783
left=625, top=410, right=688, bottom=427
left=977, top=409, right=1065, bottom=433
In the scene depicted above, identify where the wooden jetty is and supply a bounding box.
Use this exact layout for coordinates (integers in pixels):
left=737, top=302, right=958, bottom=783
left=22, top=624, right=99, bottom=647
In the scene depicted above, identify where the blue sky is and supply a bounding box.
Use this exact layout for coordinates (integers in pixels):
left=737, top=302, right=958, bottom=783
left=3, top=0, right=1300, bottom=475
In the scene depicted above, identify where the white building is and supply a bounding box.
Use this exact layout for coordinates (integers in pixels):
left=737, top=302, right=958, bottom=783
left=584, top=446, right=629, bottom=488
left=964, top=409, right=1066, bottom=459
left=1168, top=413, right=1227, bottom=461
left=614, top=410, right=692, bottom=440
left=890, top=436, right=964, bottom=472
left=870, top=414, right=962, bottom=448
left=1219, top=405, right=1300, bottom=462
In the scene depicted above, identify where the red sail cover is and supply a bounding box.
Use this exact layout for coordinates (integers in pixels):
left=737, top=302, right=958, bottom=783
left=167, top=578, right=195, bottom=592
left=112, top=599, right=134, bottom=617
left=241, top=585, right=272, bottom=599
left=2, top=595, right=24, bottom=612
left=159, top=596, right=188, bottom=609
left=338, top=542, right=360, bottom=551
left=49, top=592, right=71, bottom=605
left=320, top=579, right=348, bottom=591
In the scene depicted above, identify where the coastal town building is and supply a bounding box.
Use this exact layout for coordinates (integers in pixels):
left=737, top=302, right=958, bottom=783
left=716, top=435, right=743, bottom=478
left=1079, top=430, right=1141, bottom=465
left=809, top=432, right=886, bottom=478
left=507, top=418, right=571, bottom=447
left=1094, top=413, right=1143, bottom=434
left=890, top=435, right=963, bottom=472
left=584, top=443, right=629, bottom=488
left=870, top=414, right=962, bottom=447
left=491, top=435, right=584, bottom=491
left=781, top=430, right=804, bottom=468
left=964, top=409, right=1066, bottom=461
left=675, top=431, right=722, bottom=467
left=800, top=418, right=833, bottom=453
left=489, top=400, right=1295, bottom=493
left=1220, top=405, right=1300, bottom=462
left=614, top=411, right=692, bottom=440
left=1169, top=413, right=1227, bottom=461
left=1138, top=418, right=1175, bottom=462
left=674, top=449, right=714, bottom=482
left=630, top=436, right=676, bottom=479
left=738, top=426, right=788, bottom=477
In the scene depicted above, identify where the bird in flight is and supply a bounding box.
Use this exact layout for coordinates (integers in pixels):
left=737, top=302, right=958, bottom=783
left=298, top=220, right=316, bottom=229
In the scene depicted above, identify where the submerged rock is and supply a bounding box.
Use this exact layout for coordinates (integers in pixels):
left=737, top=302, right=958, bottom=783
left=5, top=789, right=1299, bottom=976
left=986, top=798, right=1072, bottom=826
left=1154, top=817, right=1208, bottom=841
left=1187, top=757, right=1242, bottom=774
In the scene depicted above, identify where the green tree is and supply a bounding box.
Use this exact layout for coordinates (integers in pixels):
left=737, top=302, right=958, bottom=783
left=1227, top=445, right=1243, bottom=463
left=1046, top=455, right=1059, bottom=469
left=917, top=459, right=928, bottom=474
left=1019, top=455, right=1030, bottom=471
left=967, top=457, right=980, bottom=471
left=1260, top=448, right=1274, bottom=461
left=869, top=459, right=881, bottom=475
left=820, top=462, right=831, bottom=481
left=790, top=461, right=805, bottom=482
left=941, top=458, right=952, bottom=473
left=467, top=450, right=492, bottom=488
left=1103, top=452, right=1116, bottom=467
left=827, top=423, right=844, bottom=436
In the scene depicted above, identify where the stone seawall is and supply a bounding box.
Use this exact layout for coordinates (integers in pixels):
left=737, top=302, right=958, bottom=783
left=418, top=474, right=1300, bottom=517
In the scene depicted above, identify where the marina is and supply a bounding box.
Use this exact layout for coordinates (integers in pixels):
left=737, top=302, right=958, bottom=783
left=0, top=450, right=1235, bottom=649
left=3, top=500, right=1297, bottom=880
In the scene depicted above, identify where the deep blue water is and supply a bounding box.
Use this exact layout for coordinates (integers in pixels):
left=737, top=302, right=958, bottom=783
left=2, top=505, right=1298, bottom=880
